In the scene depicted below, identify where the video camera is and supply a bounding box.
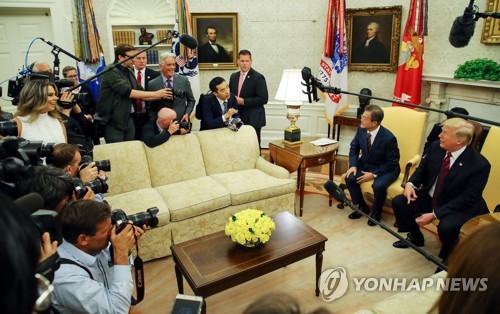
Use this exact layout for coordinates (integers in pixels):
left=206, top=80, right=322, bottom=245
left=111, top=207, right=159, bottom=233
left=0, top=137, right=56, bottom=182
left=7, top=70, right=74, bottom=106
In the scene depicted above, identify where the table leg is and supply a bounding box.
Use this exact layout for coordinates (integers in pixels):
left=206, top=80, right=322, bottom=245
left=296, top=167, right=301, bottom=189
left=328, top=160, right=333, bottom=206
left=315, top=251, right=324, bottom=297
left=201, top=299, right=207, bottom=314
left=174, top=263, right=184, bottom=294
left=299, top=165, right=306, bottom=217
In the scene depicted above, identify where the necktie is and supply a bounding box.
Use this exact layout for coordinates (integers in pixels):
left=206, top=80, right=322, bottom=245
left=432, top=152, right=452, bottom=209
left=237, top=72, right=245, bottom=96
left=367, top=132, right=372, bottom=152
left=223, top=101, right=228, bottom=114
left=166, top=79, right=172, bottom=89
left=135, top=70, right=142, bottom=113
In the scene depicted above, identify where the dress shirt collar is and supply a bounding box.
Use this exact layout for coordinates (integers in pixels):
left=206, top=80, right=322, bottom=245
left=368, top=125, right=380, bottom=141
left=59, top=239, right=98, bottom=267
left=161, top=74, right=174, bottom=86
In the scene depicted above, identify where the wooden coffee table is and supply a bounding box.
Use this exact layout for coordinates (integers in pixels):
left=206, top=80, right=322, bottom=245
left=269, top=137, right=339, bottom=216
left=171, top=211, right=327, bottom=313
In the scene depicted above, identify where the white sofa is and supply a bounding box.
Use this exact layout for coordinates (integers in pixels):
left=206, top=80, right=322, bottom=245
left=93, top=126, right=297, bottom=261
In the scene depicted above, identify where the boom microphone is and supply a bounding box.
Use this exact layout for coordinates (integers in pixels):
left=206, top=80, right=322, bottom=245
left=323, top=180, right=448, bottom=271
left=301, top=67, right=313, bottom=103
left=449, top=1, right=476, bottom=48
left=179, top=34, right=198, bottom=49
left=13, top=192, right=44, bottom=215
left=39, top=37, right=82, bottom=62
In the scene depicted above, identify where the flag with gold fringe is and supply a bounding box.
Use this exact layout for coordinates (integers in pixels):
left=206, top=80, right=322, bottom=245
left=319, top=0, right=348, bottom=126
left=393, top=0, right=428, bottom=107
left=172, top=0, right=200, bottom=100
left=73, top=0, right=106, bottom=102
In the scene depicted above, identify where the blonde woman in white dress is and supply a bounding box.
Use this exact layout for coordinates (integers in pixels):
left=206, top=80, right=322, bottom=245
left=15, top=79, right=68, bottom=144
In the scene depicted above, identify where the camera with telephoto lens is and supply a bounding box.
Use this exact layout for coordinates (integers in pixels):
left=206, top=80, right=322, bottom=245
left=80, top=158, right=111, bottom=172
left=0, top=120, right=18, bottom=136
left=173, top=119, right=191, bottom=134
left=31, top=209, right=63, bottom=245
left=111, top=207, right=159, bottom=233
left=73, top=177, right=109, bottom=199
left=171, top=89, right=186, bottom=98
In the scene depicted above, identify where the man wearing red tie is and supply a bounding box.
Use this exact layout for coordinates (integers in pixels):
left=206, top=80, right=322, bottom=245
left=133, top=51, right=160, bottom=140
left=392, top=118, right=491, bottom=262
left=229, top=50, right=268, bottom=148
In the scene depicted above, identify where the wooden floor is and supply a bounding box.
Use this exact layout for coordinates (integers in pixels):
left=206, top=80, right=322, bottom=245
left=132, top=192, right=440, bottom=314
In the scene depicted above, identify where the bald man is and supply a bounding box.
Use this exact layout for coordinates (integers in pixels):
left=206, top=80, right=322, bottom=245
left=141, top=107, right=187, bottom=148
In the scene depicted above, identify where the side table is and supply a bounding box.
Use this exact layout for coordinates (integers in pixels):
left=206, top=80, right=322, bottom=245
left=332, top=114, right=360, bottom=141
left=268, top=137, right=339, bottom=216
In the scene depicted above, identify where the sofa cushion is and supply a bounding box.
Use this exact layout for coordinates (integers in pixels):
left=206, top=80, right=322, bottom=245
left=93, top=141, right=152, bottom=196
left=144, top=133, right=207, bottom=186
left=210, top=169, right=297, bottom=205
left=102, top=188, right=170, bottom=227
left=155, top=176, right=231, bottom=222
left=196, top=126, right=260, bottom=175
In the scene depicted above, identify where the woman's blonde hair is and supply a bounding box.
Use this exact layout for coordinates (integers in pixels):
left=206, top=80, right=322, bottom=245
left=15, top=79, right=61, bottom=122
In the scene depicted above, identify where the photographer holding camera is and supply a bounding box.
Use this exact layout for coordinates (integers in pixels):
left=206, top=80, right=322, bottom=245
left=142, top=107, right=187, bottom=148
left=51, top=143, right=107, bottom=201
left=14, top=79, right=70, bottom=145
left=62, top=65, right=100, bottom=146
left=52, top=199, right=145, bottom=313
left=16, top=165, right=94, bottom=212
left=147, top=52, right=195, bottom=124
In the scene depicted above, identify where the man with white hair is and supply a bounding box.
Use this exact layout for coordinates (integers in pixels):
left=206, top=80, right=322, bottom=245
left=351, top=22, right=388, bottom=64
left=147, top=52, right=195, bottom=123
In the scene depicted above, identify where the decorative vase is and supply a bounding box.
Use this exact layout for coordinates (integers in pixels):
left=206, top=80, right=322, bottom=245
left=241, top=240, right=260, bottom=248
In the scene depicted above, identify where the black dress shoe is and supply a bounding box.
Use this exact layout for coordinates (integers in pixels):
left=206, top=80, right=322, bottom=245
left=393, top=233, right=424, bottom=248
left=367, top=214, right=380, bottom=226
left=348, top=207, right=369, bottom=219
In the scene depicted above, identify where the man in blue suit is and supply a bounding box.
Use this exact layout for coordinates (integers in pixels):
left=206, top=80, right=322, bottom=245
left=200, top=77, right=240, bottom=131
left=345, top=104, right=400, bottom=226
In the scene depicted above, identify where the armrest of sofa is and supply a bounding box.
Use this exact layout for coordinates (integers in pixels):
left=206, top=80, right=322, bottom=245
left=256, top=157, right=291, bottom=179
left=401, top=154, right=421, bottom=188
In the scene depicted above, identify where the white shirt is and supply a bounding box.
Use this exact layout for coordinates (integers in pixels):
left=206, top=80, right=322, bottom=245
left=52, top=240, right=134, bottom=314
left=17, top=113, right=66, bottom=144
left=367, top=125, right=380, bottom=146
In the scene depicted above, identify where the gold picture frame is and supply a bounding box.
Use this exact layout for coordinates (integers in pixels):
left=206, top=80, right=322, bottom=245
left=192, top=12, right=238, bottom=70
left=346, top=6, right=402, bottom=72
left=481, top=0, right=500, bottom=44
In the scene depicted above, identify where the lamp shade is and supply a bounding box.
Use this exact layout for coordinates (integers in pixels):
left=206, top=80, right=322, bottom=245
left=275, top=69, right=309, bottom=102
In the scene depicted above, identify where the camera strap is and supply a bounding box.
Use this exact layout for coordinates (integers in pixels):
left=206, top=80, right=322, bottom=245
left=131, top=229, right=145, bottom=305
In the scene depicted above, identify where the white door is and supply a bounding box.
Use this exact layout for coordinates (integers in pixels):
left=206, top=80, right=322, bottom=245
left=0, top=7, right=54, bottom=113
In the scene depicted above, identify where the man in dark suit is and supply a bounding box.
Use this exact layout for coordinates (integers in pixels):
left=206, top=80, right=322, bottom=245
left=148, top=52, right=195, bottom=124
left=197, top=26, right=231, bottom=63
left=133, top=51, right=160, bottom=140
left=142, top=107, right=186, bottom=148
left=344, top=104, right=400, bottom=226
left=228, top=50, right=268, bottom=147
left=392, top=118, right=490, bottom=261
left=200, top=76, right=239, bottom=131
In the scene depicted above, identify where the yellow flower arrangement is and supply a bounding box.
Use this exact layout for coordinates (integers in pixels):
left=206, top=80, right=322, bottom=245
left=225, top=209, right=276, bottom=246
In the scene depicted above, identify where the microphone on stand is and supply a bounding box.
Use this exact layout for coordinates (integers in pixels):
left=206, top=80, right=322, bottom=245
left=179, top=34, right=198, bottom=49
left=449, top=1, right=476, bottom=48
left=323, top=180, right=448, bottom=271
left=301, top=67, right=313, bottom=103
left=39, top=37, right=82, bottom=62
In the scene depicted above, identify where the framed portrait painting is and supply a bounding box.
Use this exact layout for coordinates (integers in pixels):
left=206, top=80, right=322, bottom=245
left=192, top=12, right=238, bottom=70
left=347, top=6, right=402, bottom=72
left=481, top=0, right=500, bottom=44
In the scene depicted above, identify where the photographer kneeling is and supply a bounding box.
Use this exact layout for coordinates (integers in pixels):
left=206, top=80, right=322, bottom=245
left=141, top=107, right=188, bottom=148
left=52, top=199, right=145, bottom=313
left=51, top=143, right=107, bottom=202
